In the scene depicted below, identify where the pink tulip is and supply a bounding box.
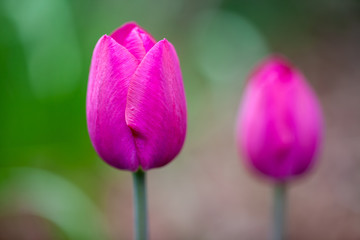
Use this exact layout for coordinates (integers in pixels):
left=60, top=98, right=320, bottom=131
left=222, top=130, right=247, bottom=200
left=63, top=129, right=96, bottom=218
left=86, top=22, right=187, bottom=171
left=236, top=55, right=323, bottom=181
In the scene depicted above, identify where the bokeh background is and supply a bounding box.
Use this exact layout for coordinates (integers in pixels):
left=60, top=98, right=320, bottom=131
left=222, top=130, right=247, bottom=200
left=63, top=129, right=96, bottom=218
left=1, top=0, right=360, bottom=239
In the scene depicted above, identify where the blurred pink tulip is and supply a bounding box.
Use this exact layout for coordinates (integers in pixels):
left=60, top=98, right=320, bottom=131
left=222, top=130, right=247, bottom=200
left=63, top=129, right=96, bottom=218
left=86, top=22, right=187, bottom=171
left=236, top=55, right=323, bottom=181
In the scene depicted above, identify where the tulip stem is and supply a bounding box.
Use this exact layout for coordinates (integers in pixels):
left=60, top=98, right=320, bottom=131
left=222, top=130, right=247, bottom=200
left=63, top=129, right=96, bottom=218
left=133, top=169, right=148, bottom=240
left=273, top=182, right=286, bottom=240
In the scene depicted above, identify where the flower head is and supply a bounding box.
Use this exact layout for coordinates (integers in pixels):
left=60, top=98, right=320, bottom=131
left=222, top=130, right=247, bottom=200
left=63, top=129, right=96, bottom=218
left=236, top=55, right=323, bottom=181
left=86, top=22, right=187, bottom=171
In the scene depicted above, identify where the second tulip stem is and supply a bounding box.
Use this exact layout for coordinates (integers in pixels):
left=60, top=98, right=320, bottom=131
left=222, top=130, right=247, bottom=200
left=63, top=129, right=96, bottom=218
left=273, top=182, right=286, bottom=240
left=133, top=169, right=148, bottom=240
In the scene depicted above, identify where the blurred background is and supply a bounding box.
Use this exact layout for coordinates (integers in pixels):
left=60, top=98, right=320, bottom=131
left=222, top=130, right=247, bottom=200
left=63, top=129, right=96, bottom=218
left=0, top=0, right=360, bottom=239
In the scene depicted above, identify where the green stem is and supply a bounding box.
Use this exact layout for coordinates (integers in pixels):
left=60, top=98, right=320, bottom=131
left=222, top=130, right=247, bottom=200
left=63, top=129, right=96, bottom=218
left=273, top=182, right=286, bottom=240
left=132, top=170, right=148, bottom=240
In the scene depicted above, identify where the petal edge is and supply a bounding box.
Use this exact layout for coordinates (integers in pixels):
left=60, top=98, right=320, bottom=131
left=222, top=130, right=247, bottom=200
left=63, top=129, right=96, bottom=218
left=87, top=35, right=140, bottom=171
left=125, top=39, right=187, bottom=170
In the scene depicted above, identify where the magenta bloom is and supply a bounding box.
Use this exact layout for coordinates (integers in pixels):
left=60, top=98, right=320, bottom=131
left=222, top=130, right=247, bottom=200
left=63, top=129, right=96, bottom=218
left=86, top=22, right=187, bottom=171
left=236, top=55, right=323, bottom=181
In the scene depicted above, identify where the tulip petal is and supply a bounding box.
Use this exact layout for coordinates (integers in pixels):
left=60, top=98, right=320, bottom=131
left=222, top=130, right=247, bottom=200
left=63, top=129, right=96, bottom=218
left=289, top=76, right=323, bottom=174
left=125, top=39, right=187, bottom=170
left=86, top=35, right=139, bottom=171
left=111, top=22, right=156, bottom=62
left=247, top=76, right=297, bottom=178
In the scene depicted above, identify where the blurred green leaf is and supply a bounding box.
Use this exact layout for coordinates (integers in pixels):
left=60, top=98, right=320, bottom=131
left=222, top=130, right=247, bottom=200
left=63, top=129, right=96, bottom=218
left=0, top=168, right=109, bottom=240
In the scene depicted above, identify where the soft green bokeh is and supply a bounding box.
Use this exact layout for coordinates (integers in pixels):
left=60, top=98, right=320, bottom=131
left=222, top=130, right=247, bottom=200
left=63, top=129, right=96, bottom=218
left=3, top=0, right=82, bottom=99
left=192, top=9, right=268, bottom=87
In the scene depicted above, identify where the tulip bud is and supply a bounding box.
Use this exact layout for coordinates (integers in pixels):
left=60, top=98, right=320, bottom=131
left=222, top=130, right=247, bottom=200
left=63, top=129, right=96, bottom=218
left=86, top=22, right=187, bottom=171
left=236, top=55, right=323, bottom=181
